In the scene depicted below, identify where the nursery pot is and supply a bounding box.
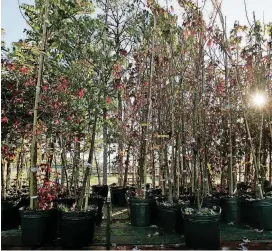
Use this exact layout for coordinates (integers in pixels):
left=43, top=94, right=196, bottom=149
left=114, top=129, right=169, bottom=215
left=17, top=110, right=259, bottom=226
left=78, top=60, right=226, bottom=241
left=92, top=185, right=109, bottom=198
left=221, top=197, right=240, bottom=224
left=247, top=198, right=272, bottom=230
left=20, top=208, right=57, bottom=247
left=182, top=206, right=221, bottom=250
left=129, top=198, right=151, bottom=226
left=53, top=198, right=76, bottom=237
left=239, top=196, right=251, bottom=225
left=1, top=200, right=21, bottom=231
left=111, top=187, right=128, bottom=206
left=88, top=196, right=105, bottom=226
left=157, top=203, right=186, bottom=234
left=149, top=198, right=158, bottom=225
left=61, top=207, right=98, bottom=248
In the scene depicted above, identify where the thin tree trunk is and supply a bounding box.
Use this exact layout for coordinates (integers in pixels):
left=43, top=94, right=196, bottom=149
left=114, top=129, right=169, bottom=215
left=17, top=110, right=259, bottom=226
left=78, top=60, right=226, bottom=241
left=123, top=145, right=131, bottom=188
left=74, top=141, right=80, bottom=191
left=6, top=161, right=11, bottom=193
left=103, top=108, right=108, bottom=185
left=78, top=108, right=99, bottom=210
left=152, top=150, right=156, bottom=188
left=29, top=0, right=49, bottom=210
left=16, top=152, right=23, bottom=192
left=1, top=159, right=7, bottom=200
left=165, top=145, right=173, bottom=203
left=245, top=153, right=250, bottom=183
left=59, top=136, right=69, bottom=194
left=138, top=11, right=156, bottom=193
left=159, top=147, right=166, bottom=196
left=95, top=154, right=101, bottom=185
left=174, top=135, right=179, bottom=199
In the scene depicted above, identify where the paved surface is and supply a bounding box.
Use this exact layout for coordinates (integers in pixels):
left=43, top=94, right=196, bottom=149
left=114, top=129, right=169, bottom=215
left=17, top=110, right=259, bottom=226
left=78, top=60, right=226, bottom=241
left=2, top=206, right=272, bottom=250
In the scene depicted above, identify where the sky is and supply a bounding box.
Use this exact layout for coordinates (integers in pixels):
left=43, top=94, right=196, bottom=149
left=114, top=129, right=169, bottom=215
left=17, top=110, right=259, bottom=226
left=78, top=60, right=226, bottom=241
left=1, top=0, right=272, bottom=48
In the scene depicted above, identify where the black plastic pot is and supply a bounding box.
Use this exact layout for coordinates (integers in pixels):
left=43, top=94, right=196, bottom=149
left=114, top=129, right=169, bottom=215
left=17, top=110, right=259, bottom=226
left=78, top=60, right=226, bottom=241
left=88, top=196, right=105, bottom=226
left=92, top=185, right=109, bottom=198
left=182, top=206, right=221, bottom=250
left=130, top=198, right=151, bottom=227
left=149, top=198, right=158, bottom=225
left=20, top=208, right=57, bottom=247
left=157, top=203, right=185, bottom=234
left=221, top=197, right=240, bottom=224
left=1, top=200, right=21, bottom=231
left=239, top=196, right=251, bottom=225
left=111, top=187, right=128, bottom=206
left=53, top=198, right=76, bottom=237
left=247, top=198, right=272, bottom=230
left=61, top=208, right=97, bottom=248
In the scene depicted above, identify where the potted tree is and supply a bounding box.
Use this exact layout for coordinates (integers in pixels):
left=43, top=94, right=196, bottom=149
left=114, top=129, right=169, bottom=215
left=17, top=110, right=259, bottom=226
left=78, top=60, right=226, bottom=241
left=20, top=163, right=58, bottom=246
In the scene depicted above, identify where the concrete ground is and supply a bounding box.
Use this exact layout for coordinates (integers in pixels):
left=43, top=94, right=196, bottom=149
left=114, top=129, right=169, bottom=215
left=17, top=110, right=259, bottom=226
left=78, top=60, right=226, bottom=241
left=2, top=206, right=272, bottom=250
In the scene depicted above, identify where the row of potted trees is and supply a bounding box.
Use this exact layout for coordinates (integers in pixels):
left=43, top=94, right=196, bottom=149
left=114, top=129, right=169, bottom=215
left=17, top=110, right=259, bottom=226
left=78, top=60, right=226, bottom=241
left=126, top=183, right=272, bottom=250
left=1, top=163, right=108, bottom=248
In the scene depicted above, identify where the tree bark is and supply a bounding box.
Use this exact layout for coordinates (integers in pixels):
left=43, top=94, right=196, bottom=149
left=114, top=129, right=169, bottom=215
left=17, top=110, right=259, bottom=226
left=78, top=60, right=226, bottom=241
left=78, top=108, right=98, bottom=210
left=1, top=159, right=7, bottom=200
left=6, top=161, right=11, bottom=193
left=103, top=108, right=108, bottom=185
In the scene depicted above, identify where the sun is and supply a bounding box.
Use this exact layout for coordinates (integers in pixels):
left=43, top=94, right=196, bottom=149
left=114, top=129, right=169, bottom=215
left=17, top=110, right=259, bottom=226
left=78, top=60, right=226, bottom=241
left=252, top=93, right=266, bottom=107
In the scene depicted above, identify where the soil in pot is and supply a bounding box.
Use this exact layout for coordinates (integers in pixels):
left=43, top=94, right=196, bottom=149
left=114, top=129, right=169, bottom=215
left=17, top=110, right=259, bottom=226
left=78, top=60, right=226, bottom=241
left=246, top=197, right=272, bottom=230
left=92, top=185, right=109, bottom=198
left=111, top=187, right=128, bottom=206
left=130, top=198, right=151, bottom=227
left=20, top=208, right=57, bottom=247
left=61, top=206, right=98, bottom=248
left=1, top=199, right=21, bottom=231
left=221, top=196, right=240, bottom=224
left=182, top=206, right=221, bottom=250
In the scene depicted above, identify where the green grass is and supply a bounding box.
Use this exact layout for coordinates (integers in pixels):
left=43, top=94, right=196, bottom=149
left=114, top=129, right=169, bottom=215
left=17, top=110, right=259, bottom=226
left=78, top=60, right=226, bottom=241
left=90, top=175, right=118, bottom=185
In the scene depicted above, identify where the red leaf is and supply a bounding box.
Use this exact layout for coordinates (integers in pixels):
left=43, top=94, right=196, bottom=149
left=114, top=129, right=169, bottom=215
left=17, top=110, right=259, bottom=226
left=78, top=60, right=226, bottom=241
left=42, top=84, right=49, bottom=92
left=19, top=66, right=29, bottom=75
left=77, top=88, right=84, bottom=98
left=106, top=96, right=112, bottom=104
left=1, top=117, right=8, bottom=123
left=8, top=64, right=15, bottom=71
left=120, top=49, right=127, bottom=56
left=207, top=39, right=213, bottom=47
